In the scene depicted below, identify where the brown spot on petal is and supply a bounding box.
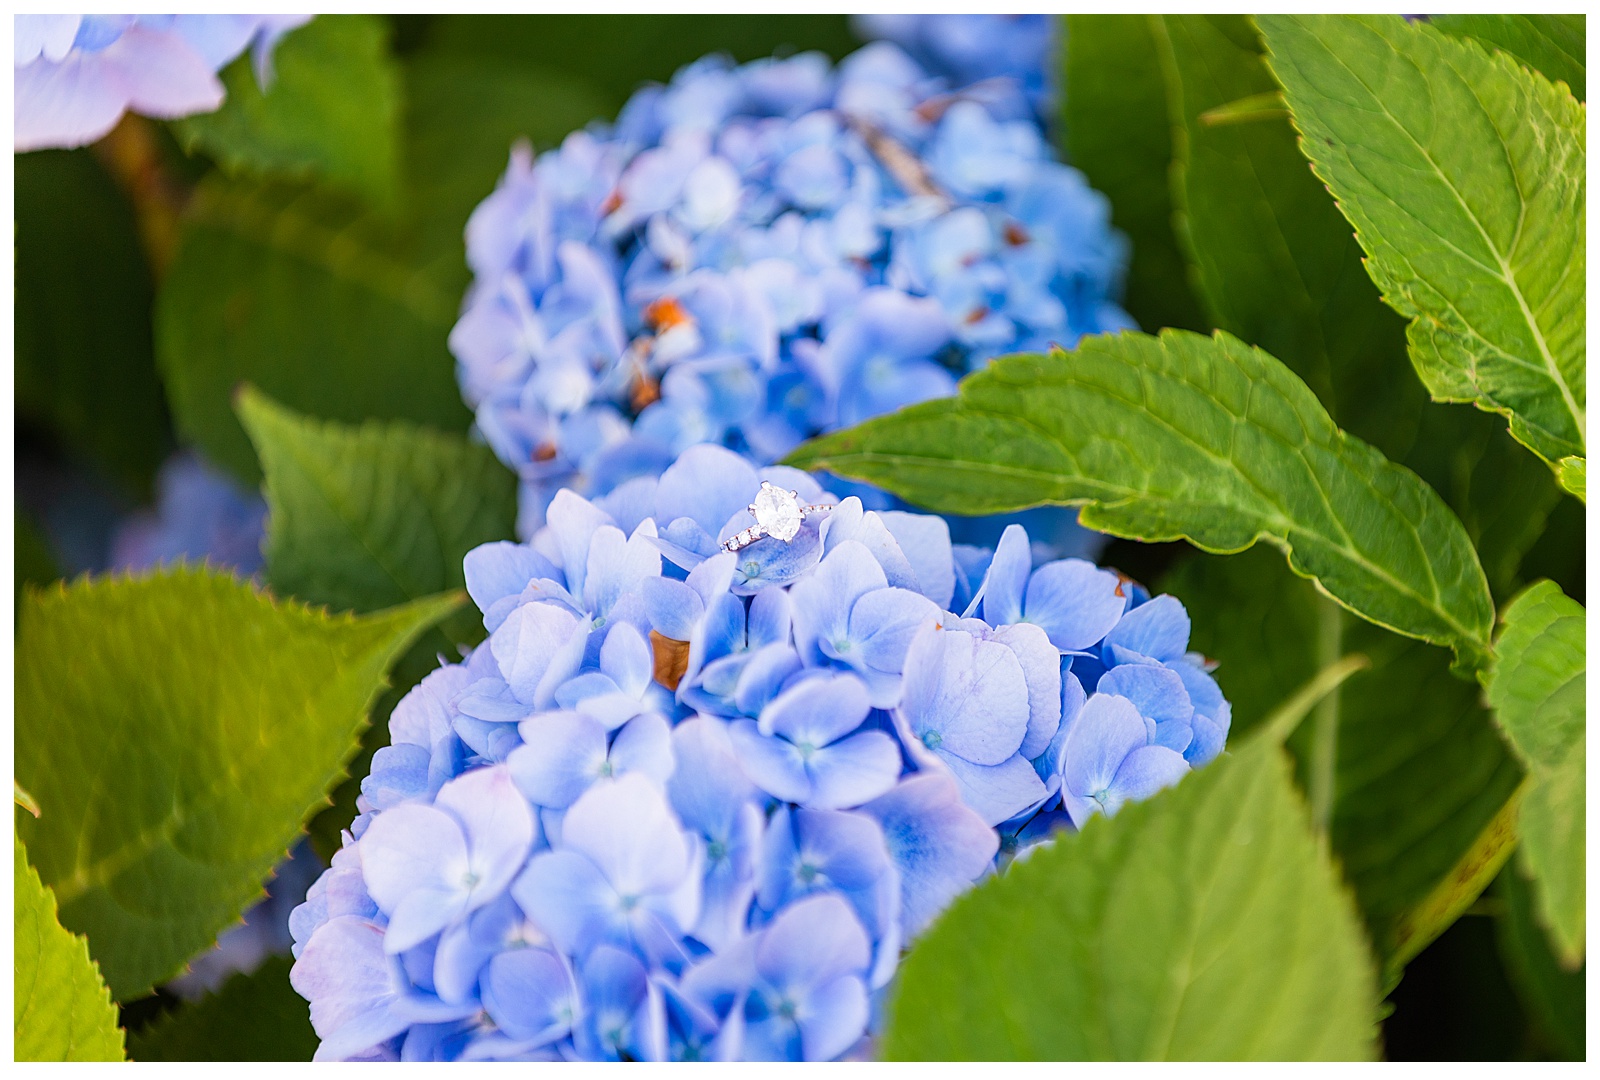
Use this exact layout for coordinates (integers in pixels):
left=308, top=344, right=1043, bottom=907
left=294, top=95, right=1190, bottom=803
left=600, top=189, right=624, bottom=215
left=964, top=305, right=990, bottom=325
left=630, top=374, right=661, bottom=412
left=1003, top=221, right=1030, bottom=246
left=644, top=297, right=694, bottom=333
left=532, top=441, right=559, bottom=463
left=650, top=630, right=692, bottom=691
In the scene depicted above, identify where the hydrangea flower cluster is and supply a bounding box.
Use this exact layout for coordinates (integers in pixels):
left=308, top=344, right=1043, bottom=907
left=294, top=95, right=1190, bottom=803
left=450, top=39, right=1131, bottom=540
left=852, top=14, right=1057, bottom=117
left=109, top=452, right=268, bottom=577
left=14, top=13, right=310, bottom=152
left=289, top=446, right=1230, bottom=1061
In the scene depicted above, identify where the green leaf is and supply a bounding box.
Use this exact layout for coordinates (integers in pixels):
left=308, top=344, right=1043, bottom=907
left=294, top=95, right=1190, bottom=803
left=1061, top=15, right=1209, bottom=334
left=788, top=329, right=1496, bottom=668
left=1331, top=619, right=1523, bottom=971
left=1495, top=866, right=1586, bottom=1060
left=1160, top=547, right=1522, bottom=974
left=236, top=388, right=515, bottom=855
left=156, top=178, right=471, bottom=484
left=1557, top=456, right=1585, bottom=502
left=1402, top=405, right=1568, bottom=604
left=15, top=834, right=125, bottom=1061
left=238, top=386, right=515, bottom=618
left=882, top=735, right=1378, bottom=1060
left=425, top=14, right=858, bottom=113
left=127, top=956, right=316, bottom=1062
left=156, top=53, right=604, bottom=488
left=1260, top=14, right=1587, bottom=468
left=173, top=16, right=402, bottom=208
left=1485, top=580, right=1586, bottom=966
left=1150, top=15, right=1420, bottom=461
left=1431, top=14, right=1585, bottom=102
left=15, top=149, right=169, bottom=494
left=14, top=568, right=461, bottom=999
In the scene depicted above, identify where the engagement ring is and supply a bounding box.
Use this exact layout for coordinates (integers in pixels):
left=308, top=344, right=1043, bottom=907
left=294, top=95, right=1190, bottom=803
left=721, top=482, right=835, bottom=553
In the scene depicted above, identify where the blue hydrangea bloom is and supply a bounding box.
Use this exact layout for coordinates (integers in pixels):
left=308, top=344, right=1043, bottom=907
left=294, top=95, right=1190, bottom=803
left=852, top=14, right=1056, bottom=118
left=108, top=451, right=268, bottom=576
left=14, top=14, right=310, bottom=152
left=451, top=39, right=1132, bottom=544
left=289, top=444, right=1231, bottom=1060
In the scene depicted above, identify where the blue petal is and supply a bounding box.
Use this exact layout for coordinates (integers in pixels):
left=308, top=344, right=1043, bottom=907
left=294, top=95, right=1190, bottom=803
left=1023, top=557, right=1126, bottom=651
left=733, top=643, right=804, bottom=717
left=362, top=743, right=430, bottom=810
left=758, top=670, right=871, bottom=747
left=1184, top=695, right=1231, bottom=768
left=642, top=577, right=704, bottom=641
left=1059, top=693, right=1149, bottom=827
left=508, top=711, right=608, bottom=808
left=791, top=807, right=892, bottom=892
left=730, top=525, right=824, bottom=594
left=667, top=715, right=759, bottom=839
left=1104, top=744, right=1190, bottom=813
left=933, top=751, right=1048, bottom=828
left=457, top=676, right=535, bottom=725
left=482, top=947, right=576, bottom=1044
left=797, top=975, right=870, bottom=1062
left=544, top=489, right=615, bottom=599
left=789, top=540, right=888, bottom=665
left=432, top=893, right=519, bottom=1004
left=896, top=627, right=1029, bottom=766
left=745, top=587, right=793, bottom=649
left=819, top=498, right=919, bottom=592
left=465, top=541, right=559, bottom=632
left=357, top=804, right=468, bottom=934
left=291, top=916, right=410, bottom=1060
left=878, top=510, right=955, bottom=609
left=1102, top=594, right=1191, bottom=664
left=728, top=719, right=812, bottom=804
left=434, top=765, right=537, bottom=911
left=990, top=622, right=1062, bottom=760
left=561, top=772, right=694, bottom=898
left=511, top=850, right=614, bottom=957
left=582, top=521, right=661, bottom=621
left=608, top=713, right=676, bottom=785
left=386, top=886, right=471, bottom=956
left=861, top=772, right=998, bottom=936
left=977, top=523, right=1030, bottom=625
left=491, top=602, right=591, bottom=708
left=806, top=731, right=903, bottom=811
left=1097, top=663, right=1194, bottom=730
left=655, top=443, right=761, bottom=538
left=845, top=586, right=941, bottom=682
left=753, top=892, right=869, bottom=996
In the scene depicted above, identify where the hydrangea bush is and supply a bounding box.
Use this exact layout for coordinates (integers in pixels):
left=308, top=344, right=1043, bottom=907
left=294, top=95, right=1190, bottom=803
left=288, top=446, right=1229, bottom=1060
left=449, top=38, right=1130, bottom=539
left=14, top=13, right=1585, bottom=1066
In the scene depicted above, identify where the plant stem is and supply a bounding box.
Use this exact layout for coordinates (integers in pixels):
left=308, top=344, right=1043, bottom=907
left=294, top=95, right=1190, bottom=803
left=1307, top=594, right=1344, bottom=836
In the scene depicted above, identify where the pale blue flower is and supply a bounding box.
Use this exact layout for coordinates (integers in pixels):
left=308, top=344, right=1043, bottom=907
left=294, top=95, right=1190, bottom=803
left=15, top=14, right=310, bottom=151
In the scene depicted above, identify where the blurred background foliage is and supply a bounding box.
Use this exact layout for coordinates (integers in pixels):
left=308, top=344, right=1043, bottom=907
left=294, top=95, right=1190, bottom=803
left=13, top=14, right=1583, bottom=1061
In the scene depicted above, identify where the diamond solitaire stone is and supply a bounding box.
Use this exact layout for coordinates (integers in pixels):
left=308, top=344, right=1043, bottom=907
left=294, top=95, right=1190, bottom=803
left=750, top=482, right=804, bottom=542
